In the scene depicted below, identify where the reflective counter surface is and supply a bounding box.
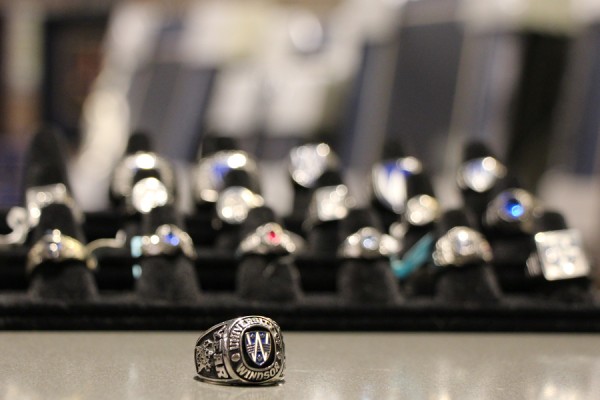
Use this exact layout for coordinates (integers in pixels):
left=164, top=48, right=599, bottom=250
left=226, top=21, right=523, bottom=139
left=1, top=332, right=599, bottom=399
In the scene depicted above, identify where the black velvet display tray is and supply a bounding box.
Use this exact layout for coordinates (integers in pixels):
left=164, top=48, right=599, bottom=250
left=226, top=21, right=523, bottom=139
left=0, top=211, right=599, bottom=332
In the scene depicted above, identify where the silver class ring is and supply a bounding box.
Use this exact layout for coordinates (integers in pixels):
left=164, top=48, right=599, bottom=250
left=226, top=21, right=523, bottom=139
left=26, top=229, right=97, bottom=275
left=195, top=316, right=285, bottom=386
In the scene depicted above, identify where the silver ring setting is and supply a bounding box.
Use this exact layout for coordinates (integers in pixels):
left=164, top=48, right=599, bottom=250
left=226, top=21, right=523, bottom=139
left=130, top=177, right=172, bottom=214
left=111, top=151, right=175, bottom=203
left=26, top=183, right=83, bottom=227
left=237, top=222, right=304, bottom=256
left=304, top=184, right=354, bottom=230
left=526, top=229, right=590, bottom=281
left=26, top=229, right=97, bottom=275
left=371, top=157, right=422, bottom=214
left=338, top=227, right=401, bottom=259
left=194, top=150, right=258, bottom=204
left=484, top=188, right=540, bottom=233
left=0, top=207, right=29, bottom=247
left=195, top=316, right=285, bottom=386
left=405, top=194, right=440, bottom=226
left=457, top=156, right=506, bottom=193
left=216, top=187, right=264, bottom=225
left=432, top=226, right=493, bottom=267
left=1, top=183, right=83, bottom=247
left=140, top=224, right=197, bottom=260
left=289, top=143, right=339, bottom=188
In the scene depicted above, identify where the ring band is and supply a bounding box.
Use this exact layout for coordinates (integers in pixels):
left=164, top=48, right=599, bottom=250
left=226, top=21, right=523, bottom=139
left=195, top=316, right=285, bottom=385
left=26, top=229, right=97, bottom=275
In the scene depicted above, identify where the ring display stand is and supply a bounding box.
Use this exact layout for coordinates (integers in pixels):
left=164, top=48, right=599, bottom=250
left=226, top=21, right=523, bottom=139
left=0, top=131, right=598, bottom=332
left=0, top=208, right=598, bottom=331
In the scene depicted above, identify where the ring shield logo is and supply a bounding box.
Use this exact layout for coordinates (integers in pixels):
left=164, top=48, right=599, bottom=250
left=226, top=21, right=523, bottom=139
left=244, top=330, right=271, bottom=367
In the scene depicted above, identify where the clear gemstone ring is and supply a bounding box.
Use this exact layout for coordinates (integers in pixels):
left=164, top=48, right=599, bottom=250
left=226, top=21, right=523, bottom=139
left=338, top=227, right=401, bottom=259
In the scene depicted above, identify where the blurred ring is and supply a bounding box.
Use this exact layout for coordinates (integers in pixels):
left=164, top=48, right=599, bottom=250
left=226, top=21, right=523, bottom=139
left=216, top=187, right=264, bottom=225
left=194, top=150, right=259, bottom=204
left=26, top=183, right=83, bottom=227
left=111, top=151, right=175, bottom=203
left=338, top=227, right=401, bottom=259
left=526, top=229, right=590, bottom=281
left=289, top=143, right=339, bottom=188
left=140, top=224, right=197, bottom=260
left=304, top=185, right=353, bottom=231
left=484, top=188, right=540, bottom=234
left=432, top=226, right=492, bottom=267
left=26, top=229, right=96, bottom=275
left=457, top=157, right=506, bottom=193
left=237, top=222, right=304, bottom=256
left=405, top=194, right=440, bottom=226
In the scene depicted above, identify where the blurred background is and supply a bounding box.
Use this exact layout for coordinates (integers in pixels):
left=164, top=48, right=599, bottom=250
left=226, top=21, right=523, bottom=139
left=0, top=0, right=598, bottom=259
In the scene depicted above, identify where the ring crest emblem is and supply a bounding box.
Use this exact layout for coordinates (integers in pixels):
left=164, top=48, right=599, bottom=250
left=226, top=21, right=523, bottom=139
left=244, top=330, right=271, bottom=367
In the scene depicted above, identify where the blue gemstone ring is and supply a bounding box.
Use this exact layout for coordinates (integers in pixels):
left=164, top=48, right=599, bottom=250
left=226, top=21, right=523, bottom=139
left=484, top=188, right=540, bottom=233
left=193, top=150, right=259, bottom=204
left=371, top=157, right=422, bottom=214
left=140, top=224, right=197, bottom=260
left=195, top=316, right=285, bottom=385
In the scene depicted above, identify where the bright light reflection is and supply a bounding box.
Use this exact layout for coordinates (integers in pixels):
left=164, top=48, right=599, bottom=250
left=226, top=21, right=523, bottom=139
left=316, top=143, right=330, bottom=157
left=227, top=153, right=247, bottom=169
left=135, top=153, right=156, bottom=169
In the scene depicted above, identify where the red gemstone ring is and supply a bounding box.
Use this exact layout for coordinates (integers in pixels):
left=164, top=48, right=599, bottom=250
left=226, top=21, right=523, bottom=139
left=237, top=222, right=305, bottom=256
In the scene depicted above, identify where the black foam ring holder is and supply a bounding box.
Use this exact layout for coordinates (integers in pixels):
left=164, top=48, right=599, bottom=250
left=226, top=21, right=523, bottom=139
left=433, top=210, right=503, bottom=303
left=27, top=204, right=99, bottom=301
left=526, top=211, right=593, bottom=302
left=236, top=207, right=302, bottom=302
left=304, top=170, right=345, bottom=256
left=1, top=133, right=600, bottom=331
left=1, top=204, right=600, bottom=331
left=213, top=168, right=262, bottom=251
left=399, top=171, right=438, bottom=296
left=135, top=205, right=201, bottom=303
left=336, top=208, right=401, bottom=304
left=460, top=141, right=508, bottom=228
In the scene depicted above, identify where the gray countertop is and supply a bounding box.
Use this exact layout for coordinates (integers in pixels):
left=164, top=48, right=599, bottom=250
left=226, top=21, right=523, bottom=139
left=1, top=332, right=600, bottom=399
